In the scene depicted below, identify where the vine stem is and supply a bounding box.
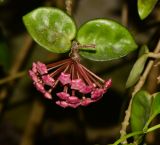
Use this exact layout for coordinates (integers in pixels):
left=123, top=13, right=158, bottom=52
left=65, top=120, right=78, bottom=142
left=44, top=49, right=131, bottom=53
left=112, top=123, right=160, bottom=145
left=120, top=40, right=160, bottom=144
left=0, top=71, right=26, bottom=85
left=65, top=0, right=73, bottom=15
left=121, top=0, right=128, bottom=27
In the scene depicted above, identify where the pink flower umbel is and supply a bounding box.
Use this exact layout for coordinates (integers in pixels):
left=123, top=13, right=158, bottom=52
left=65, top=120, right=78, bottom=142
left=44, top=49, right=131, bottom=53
left=28, top=42, right=112, bottom=108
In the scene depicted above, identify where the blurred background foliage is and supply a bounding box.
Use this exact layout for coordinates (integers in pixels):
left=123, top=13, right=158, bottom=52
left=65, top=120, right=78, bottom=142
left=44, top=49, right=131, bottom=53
left=0, top=0, right=159, bottom=145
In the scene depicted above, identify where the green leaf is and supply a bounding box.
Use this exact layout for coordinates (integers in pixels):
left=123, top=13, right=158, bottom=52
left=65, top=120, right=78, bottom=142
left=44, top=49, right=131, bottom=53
left=138, top=45, right=149, bottom=57
left=143, top=92, right=160, bottom=131
left=138, top=0, right=158, bottom=19
left=126, top=53, right=148, bottom=88
left=76, top=19, right=137, bottom=61
left=131, top=90, right=151, bottom=133
left=151, top=92, right=160, bottom=117
left=23, top=7, right=76, bottom=53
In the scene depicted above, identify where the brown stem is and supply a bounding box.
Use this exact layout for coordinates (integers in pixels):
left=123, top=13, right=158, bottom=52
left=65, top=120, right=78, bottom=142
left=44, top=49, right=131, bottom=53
left=10, top=34, right=32, bottom=74
left=0, top=71, right=26, bottom=85
left=65, top=0, right=73, bottom=15
left=121, top=1, right=128, bottom=27
left=20, top=100, right=45, bottom=145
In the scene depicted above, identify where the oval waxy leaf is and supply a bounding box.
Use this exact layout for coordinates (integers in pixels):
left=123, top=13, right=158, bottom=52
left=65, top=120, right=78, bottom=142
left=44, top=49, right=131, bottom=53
left=23, top=7, right=76, bottom=53
left=143, top=93, right=160, bottom=131
left=151, top=92, right=160, bottom=117
left=76, top=19, right=137, bottom=61
left=131, top=90, right=151, bottom=133
left=138, top=0, right=158, bottom=19
left=126, top=53, right=148, bottom=88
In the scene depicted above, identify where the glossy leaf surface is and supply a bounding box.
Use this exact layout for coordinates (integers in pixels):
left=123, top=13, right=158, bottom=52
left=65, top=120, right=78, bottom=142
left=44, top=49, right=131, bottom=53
left=131, top=90, right=151, bottom=132
left=138, top=0, right=158, bottom=19
left=126, top=53, right=148, bottom=88
left=77, top=19, right=137, bottom=61
left=23, top=7, right=76, bottom=53
left=151, top=93, right=160, bottom=117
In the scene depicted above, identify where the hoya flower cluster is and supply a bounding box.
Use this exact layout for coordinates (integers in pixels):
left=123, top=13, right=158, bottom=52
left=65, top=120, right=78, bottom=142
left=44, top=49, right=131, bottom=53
left=29, top=42, right=112, bottom=108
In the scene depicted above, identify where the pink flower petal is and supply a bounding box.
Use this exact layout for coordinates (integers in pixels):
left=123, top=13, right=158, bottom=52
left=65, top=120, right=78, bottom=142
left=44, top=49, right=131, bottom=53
left=104, top=79, right=112, bottom=90
left=71, top=79, right=86, bottom=90
left=34, top=82, right=45, bottom=93
left=81, top=98, right=94, bottom=106
left=68, top=103, right=80, bottom=108
left=58, top=72, right=71, bottom=85
left=32, top=62, right=37, bottom=73
left=91, top=88, right=105, bottom=100
left=79, top=85, right=93, bottom=94
left=56, top=92, right=70, bottom=100
left=67, top=96, right=80, bottom=104
left=42, top=75, right=55, bottom=86
left=36, top=61, right=48, bottom=75
left=28, top=70, right=39, bottom=82
left=56, top=101, right=69, bottom=108
left=44, top=92, right=52, bottom=99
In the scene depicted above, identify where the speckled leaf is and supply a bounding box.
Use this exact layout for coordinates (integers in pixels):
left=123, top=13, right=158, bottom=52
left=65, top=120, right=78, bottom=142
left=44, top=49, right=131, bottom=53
left=76, top=19, right=137, bottom=61
left=131, top=90, right=151, bottom=132
left=23, top=7, right=76, bottom=53
left=138, top=0, right=158, bottom=19
left=126, top=53, right=148, bottom=88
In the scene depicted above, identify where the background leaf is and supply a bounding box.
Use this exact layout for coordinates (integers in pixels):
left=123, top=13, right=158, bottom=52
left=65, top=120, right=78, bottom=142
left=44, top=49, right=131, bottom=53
left=131, top=90, right=151, bottom=133
left=126, top=53, right=148, bottom=88
left=138, top=0, right=158, bottom=19
left=76, top=19, right=137, bottom=61
left=23, top=7, right=76, bottom=53
left=138, top=45, right=149, bottom=57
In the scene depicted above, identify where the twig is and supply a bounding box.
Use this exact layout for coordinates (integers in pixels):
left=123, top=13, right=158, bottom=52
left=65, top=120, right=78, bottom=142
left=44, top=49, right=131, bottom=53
left=120, top=40, right=160, bottom=144
left=10, top=34, right=32, bottom=74
left=0, top=34, right=32, bottom=117
left=65, top=0, right=73, bottom=15
left=20, top=100, right=45, bottom=145
left=0, top=71, right=26, bottom=85
left=121, top=0, right=128, bottom=27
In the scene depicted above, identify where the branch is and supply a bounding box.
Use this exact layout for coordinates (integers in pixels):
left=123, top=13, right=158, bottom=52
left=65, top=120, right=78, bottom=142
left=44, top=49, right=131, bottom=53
left=0, top=71, right=26, bottom=85
left=20, top=100, right=45, bottom=145
left=120, top=40, right=160, bottom=144
left=121, top=1, right=128, bottom=27
left=65, top=0, right=73, bottom=15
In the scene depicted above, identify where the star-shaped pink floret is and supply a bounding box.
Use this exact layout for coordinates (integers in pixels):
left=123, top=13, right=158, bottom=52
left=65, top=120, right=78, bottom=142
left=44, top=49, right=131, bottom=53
left=56, top=101, right=69, bottom=108
left=91, top=88, right=105, bottom=100
left=34, top=82, right=45, bottom=94
left=67, top=96, right=80, bottom=104
left=44, top=91, right=52, bottom=99
left=71, top=79, right=86, bottom=90
left=79, top=85, right=93, bottom=94
left=36, top=61, right=48, bottom=75
left=42, top=75, right=55, bottom=87
left=81, top=98, right=94, bottom=106
left=104, top=79, right=112, bottom=90
left=28, top=70, right=39, bottom=82
left=56, top=92, right=70, bottom=100
left=58, top=72, right=71, bottom=85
